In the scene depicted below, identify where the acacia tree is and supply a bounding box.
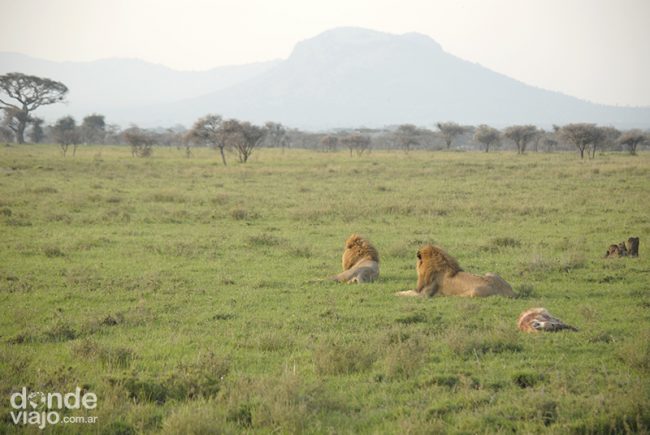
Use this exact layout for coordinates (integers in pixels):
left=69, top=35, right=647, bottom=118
left=123, top=126, right=155, bottom=157
left=618, top=130, right=647, bottom=155
left=341, top=133, right=371, bottom=156
left=542, top=134, right=558, bottom=153
left=0, top=73, right=68, bottom=143
left=531, top=129, right=545, bottom=152
left=503, top=125, right=538, bottom=154
left=264, top=122, right=289, bottom=152
left=436, top=122, right=466, bottom=149
left=81, top=114, right=106, bottom=144
left=473, top=124, right=500, bottom=153
left=591, top=126, right=620, bottom=158
left=558, top=123, right=600, bottom=159
left=51, top=116, right=81, bottom=157
left=395, top=124, right=420, bottom=153
left=187, top=114, right=227, bottom=165
left=320, top=135, right=338, bottom=152
left=220, top=119, right=265, bottom=163
left=239, top=122, right=266, bottom=163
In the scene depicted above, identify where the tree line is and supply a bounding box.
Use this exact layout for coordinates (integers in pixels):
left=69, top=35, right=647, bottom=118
left=317, top=122, right=647, bottom=158
left=1, top=72, right=648, bottom=160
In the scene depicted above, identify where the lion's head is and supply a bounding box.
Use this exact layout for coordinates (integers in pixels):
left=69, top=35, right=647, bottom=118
left=416, top=244, right=462, bottom=279
left=342, top=234, right=379, bottom=270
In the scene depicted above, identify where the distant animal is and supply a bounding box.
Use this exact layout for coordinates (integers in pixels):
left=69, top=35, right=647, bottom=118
left=396, top=244, right=515, bottom=297
left=517, top=308, right=578, bottom=333
left=330, top=234, right=379, bottom=283
left=626, top=237, right=639, bottom=257
left=605, top=242, right=628, bottom=258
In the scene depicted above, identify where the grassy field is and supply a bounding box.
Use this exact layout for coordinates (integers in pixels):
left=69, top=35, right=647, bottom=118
left=0, top=145, right=649, bottom=434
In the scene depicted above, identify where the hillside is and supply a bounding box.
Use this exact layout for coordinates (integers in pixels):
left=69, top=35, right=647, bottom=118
left=2, top=28, right=649, bottom=129
left=0, top=52, right=280, bottom=126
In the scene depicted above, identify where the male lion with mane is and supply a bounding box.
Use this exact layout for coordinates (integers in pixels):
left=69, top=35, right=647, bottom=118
left=396, top=244, right=515, bottom=297
left=330, top=234, right=379, bottom=283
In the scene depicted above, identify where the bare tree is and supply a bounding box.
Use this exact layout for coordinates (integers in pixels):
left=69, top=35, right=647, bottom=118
left=187, top=114, right=227, bottom=165
left=341, top=133, right=371, bottom=156
left=436, top=122, right=466, bottom=149
left=618, top=130, right=647, bottom=155
left=264, top=122, right=289, bottom=152
left=394, top=124, right=420, bottom=153
left=51, top=116, right=81, bottom=157
left=320, top=135, right=338, bottom=152
left=0, top=73, right=68, bottom=144
left=123, top=126, right=155, bottom=157
left=558, top=123, right=601, bottom=159
left=503, top=125, right=538, bottom=154
left=473, top=124, right=500, bottom=153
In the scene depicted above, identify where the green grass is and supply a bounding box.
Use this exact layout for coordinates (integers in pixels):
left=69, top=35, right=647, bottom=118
left=0, top=144, right=649, bottom=433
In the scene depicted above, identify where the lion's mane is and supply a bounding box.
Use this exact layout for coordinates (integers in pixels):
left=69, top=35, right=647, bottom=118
left=342, top=234, right=379, bottom=270
left=330, top=234, right=380, bottom=284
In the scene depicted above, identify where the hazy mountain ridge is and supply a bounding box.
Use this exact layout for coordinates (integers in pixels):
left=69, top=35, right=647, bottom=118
left=149, top=27, right=650, bottom=129
left=0, top=52, right=281, bottom=125
left=1, top=28, right=649, bottom=129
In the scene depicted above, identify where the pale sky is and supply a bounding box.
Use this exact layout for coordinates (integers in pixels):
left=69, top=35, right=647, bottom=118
left=1, top=0, right=649, bottom=107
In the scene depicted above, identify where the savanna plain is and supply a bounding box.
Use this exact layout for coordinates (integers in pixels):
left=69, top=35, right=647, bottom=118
left=0, top=145, right=648, bottom=434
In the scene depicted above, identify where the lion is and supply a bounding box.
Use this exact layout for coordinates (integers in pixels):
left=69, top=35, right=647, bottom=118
left=329, top=234, right=379, bottom=283
left=396, top=244, right=515, bottom=297
left=605, top=242, right=627, bottom=258
left=517, top=307, right=577, bottom=333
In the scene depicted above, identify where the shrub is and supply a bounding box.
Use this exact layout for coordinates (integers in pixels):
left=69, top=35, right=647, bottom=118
left=43, top=321, right=77, bottom=342
left=43, top=245, right=65, bottom=257
left=382, top=334, right=428, bottom=379
left=512, top=372, right=545, bottom=388
left=247, top=234, right=286, bottom=247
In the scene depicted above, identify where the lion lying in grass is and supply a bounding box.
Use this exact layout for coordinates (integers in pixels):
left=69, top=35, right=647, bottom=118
left=330, top=234, right=379, bottom=283
left=605, top=237, right=639, bottom=258
left=396, top=244, right=515, bottom=297
left=605, top=242, right=628, bottom=258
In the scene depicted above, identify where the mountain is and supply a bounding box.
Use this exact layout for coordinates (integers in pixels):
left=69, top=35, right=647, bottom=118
left=0, top=52, right=280, bottom=126
left=159, top=27, right=648, bottom=130
left=1, top=28, right=649, bottom=129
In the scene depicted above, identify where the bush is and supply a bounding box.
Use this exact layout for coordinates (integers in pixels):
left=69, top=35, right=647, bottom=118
left=512, top=372, right=545, bottom=388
